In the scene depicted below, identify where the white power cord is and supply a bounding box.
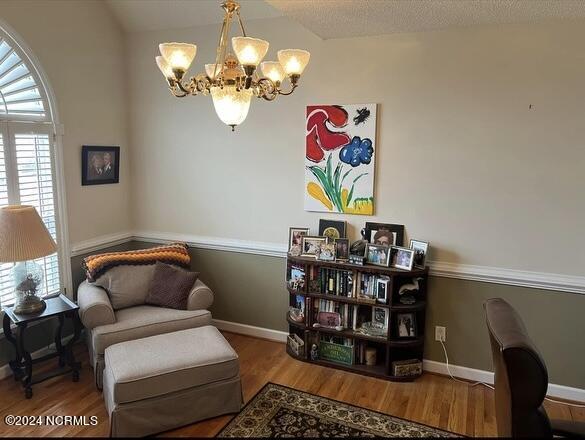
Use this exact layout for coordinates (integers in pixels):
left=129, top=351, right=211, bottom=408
left=439, top=340, right=585, bottom=408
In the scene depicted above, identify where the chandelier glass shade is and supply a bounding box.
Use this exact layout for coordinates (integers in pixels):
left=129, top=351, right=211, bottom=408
left=156, top=0, right=310, bottom=130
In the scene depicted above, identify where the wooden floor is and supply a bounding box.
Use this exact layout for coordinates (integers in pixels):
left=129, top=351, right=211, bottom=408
left=1, top=332, right=583, bottom=437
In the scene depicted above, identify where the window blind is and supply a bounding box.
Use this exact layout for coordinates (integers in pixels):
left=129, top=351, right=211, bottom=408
left=0, top=128, right=61, bottom=308
left=0, top=38, right=46, bottom=118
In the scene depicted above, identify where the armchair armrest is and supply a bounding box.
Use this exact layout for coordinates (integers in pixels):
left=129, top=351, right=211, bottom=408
left=77, top=281, right=116, bottom=329
left=187, top=279, right=214, bottom=311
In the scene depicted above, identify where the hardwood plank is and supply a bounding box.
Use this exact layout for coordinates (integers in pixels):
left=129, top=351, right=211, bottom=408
left=0, top=331, right=582, bottom=438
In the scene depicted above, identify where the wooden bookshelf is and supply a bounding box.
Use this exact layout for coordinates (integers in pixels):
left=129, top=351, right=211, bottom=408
left=286, top=255, right=429, bottom=382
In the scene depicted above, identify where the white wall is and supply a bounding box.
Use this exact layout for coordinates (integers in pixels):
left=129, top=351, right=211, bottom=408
left=128, top=17, right=585, bottom=277
left=0, top=0, right=132, bottom=246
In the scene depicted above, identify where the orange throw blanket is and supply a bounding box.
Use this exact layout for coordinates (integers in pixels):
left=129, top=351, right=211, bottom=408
left=83, top=242, right=191, bottom=281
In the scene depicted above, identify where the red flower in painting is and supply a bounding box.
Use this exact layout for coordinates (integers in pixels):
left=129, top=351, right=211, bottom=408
left=306, top=105, right=351, bottom=162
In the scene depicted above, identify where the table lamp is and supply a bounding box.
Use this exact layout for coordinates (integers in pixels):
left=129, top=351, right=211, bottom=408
left=0, top=205, right=57, bottom=314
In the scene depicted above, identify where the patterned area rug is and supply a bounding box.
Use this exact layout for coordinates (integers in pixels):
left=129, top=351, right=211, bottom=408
left=217, top=383, right=460, bottom=438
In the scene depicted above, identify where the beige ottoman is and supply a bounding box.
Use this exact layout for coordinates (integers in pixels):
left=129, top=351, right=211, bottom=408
left=103, top=326, right=243, bottom=437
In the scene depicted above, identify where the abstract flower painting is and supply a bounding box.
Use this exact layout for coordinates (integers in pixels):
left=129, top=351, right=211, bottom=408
left=305, top=104, right=377, bottom=215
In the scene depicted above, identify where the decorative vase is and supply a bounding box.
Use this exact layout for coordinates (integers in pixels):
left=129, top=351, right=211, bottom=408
left=13, top=260, right=46, bottom=314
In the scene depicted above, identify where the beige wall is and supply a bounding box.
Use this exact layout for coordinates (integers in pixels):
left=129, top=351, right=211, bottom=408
left=128, top=17, right=585, bottom=276
left=0, top=0, right=132, bottom=246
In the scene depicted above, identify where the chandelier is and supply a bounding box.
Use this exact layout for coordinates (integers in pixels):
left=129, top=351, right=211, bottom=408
left=155, top=0, right=310, bottom=131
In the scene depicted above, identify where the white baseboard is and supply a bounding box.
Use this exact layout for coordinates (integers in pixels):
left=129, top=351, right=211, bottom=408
left=0, top=335, right=73, bottom=380
left=214, top=319, right=585, bottom=403
left=213, top=319, right=288, bottom=343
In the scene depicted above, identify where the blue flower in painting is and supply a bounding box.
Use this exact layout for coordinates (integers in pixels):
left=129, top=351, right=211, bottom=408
left=339, top=136, right=374, bottom=167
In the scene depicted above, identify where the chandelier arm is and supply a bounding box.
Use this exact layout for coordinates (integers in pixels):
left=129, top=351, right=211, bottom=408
left=176, top=80, right=196, bottom=96
left=236, top=10, right=247, bottom=37
left=214, top=12, right=229, bottom=75
left=276, top=82, right=298, bottom=96
left=169, top=86, right=189, bottom=98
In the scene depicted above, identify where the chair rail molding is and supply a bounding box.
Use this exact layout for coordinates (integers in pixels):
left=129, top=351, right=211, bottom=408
left=69, top=230, right=585, bottom=294
left=70, top=231, right=134, bottom=257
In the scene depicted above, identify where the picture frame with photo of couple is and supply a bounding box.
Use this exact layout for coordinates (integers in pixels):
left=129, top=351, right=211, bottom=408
left=82, top=145, right=120, bottom=186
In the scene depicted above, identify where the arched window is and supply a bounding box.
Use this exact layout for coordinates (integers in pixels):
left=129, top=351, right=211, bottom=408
left=0, top=26, right=66, bottom=308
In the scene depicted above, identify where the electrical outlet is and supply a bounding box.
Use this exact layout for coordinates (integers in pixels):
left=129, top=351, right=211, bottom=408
left=435, top=326, right=446, bottom=342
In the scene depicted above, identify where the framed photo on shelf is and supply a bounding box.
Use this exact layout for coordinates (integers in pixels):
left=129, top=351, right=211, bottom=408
left=364, top=222, right=404, bottom=247
left=318, top=242, right=336, bottom=261
left=334, top=238, right=350, bottom=261
left=372, top=306, right=389, bottom=329
left=318, top=219, right=347, bottom=240
left=397, top=313, right=417, bottom=338
left=288, top=227, right=310, bottom=256
left=82, top=145, right=120, bottom=186
left=390, top=246, right=415, bottom=270
left=301, top=236, right=327, bottom=258
left=409, top=239, right=429, bottom=269
left=376, top=276, right=390, bottom=304
left=288, top=265, right=305, bottom=291
left=365, top=243, right=391, bottom=267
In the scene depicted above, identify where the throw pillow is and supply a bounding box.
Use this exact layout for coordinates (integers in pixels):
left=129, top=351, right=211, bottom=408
left=93, top=264, right=156, bottom=310
left=145, top=261, right=199, bottom=310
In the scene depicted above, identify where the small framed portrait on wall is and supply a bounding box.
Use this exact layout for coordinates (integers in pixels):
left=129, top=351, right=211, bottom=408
left=82, top=146, right=120, bottom=185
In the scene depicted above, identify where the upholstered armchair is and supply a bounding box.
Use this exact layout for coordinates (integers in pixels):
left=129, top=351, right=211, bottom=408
left=78, top=265, right=214, bottom=389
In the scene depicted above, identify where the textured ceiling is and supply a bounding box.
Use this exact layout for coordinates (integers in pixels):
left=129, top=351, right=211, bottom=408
left=266, top=0, right=585, bottom=39
left=106, top=0, right=282, bottom=33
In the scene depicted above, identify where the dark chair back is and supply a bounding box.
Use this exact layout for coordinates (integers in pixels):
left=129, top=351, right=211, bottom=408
left=484, top=298, right=552, bottom=438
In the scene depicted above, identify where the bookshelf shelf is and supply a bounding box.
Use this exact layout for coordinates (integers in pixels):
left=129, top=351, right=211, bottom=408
left=286, top=255, right=429, bottom=382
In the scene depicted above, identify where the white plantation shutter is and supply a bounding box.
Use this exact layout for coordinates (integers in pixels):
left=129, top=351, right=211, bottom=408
left=0, top=28, right=64, bottom=309
left=0, top=38, right=47, bottom=119
left=0, top=124, right=61, bottom=308
left=0, top=130, right=15, bottom=306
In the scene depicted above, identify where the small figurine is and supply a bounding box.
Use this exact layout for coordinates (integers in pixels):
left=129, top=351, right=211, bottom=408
left=310, top=344, right=319, bottom=361
left=350, top=229, right=369, bottom=257
left=399, top=277, right=422, bottom=304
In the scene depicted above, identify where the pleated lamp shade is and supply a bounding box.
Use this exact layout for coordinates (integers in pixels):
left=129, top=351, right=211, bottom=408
left=0, top=205, right=57, bottom=262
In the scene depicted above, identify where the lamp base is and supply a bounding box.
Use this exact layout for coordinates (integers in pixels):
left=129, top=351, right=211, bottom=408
left=14, top=295, right=46, bottom=315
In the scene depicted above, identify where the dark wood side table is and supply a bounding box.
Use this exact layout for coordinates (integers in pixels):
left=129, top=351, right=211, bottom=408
left=2, top=294, right=82, bottom=399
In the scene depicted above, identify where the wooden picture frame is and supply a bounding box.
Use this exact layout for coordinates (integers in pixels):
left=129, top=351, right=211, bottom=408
left=82, top=145, right=120, bottom=186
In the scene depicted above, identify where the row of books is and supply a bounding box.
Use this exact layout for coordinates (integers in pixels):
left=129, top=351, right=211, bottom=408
left=310, top=267, right=354, bottom=296
left=306, top=267, right=391, bottom=302
left=314, top=299, right=361, bottom=330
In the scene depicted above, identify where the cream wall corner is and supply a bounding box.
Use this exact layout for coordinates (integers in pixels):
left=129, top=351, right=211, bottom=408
left=0, top=0, right=132, bottom=246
